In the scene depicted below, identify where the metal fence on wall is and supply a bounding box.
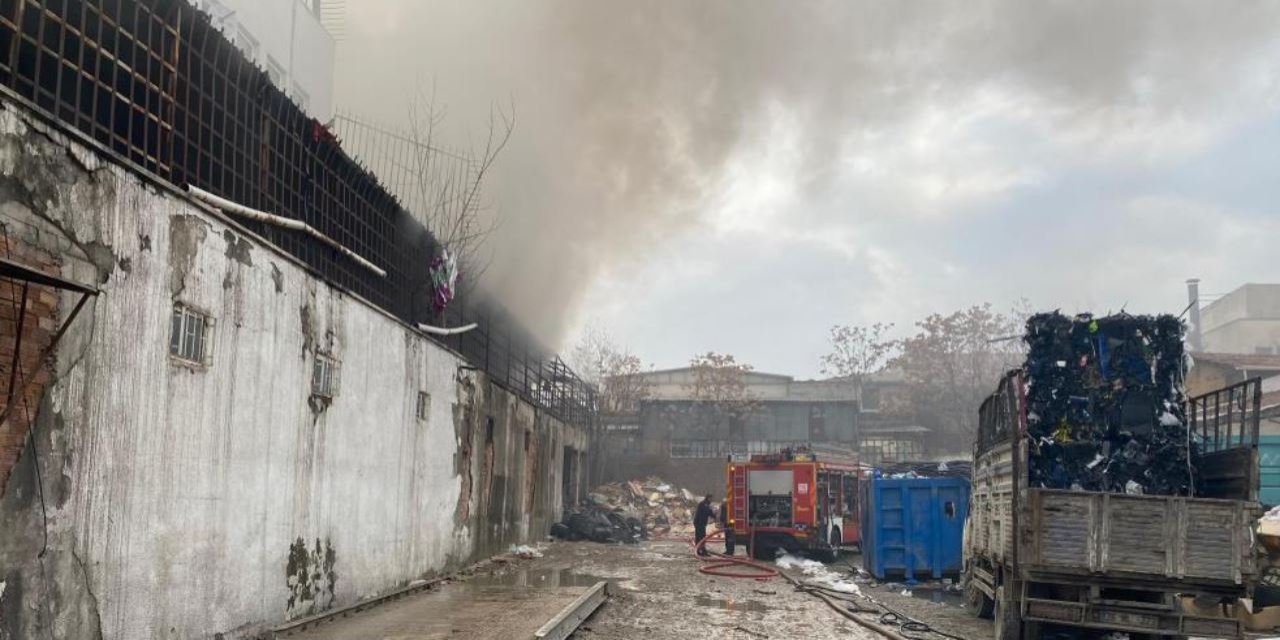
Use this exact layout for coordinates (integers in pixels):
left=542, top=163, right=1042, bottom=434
left=0, top=0, right=595, bottom=427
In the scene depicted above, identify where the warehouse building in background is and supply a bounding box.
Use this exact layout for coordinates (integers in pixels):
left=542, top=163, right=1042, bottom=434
left=596, top=367, right=929, bottom=495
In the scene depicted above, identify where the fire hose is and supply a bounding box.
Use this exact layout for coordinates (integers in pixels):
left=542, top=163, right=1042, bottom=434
left=681, top=528, right=779, bottom=580
left=668, top=529, right=961, bottom=639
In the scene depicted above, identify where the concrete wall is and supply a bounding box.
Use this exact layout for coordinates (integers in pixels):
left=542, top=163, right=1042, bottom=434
left=0, top=99, right=584, bottom=639
left=1203, top=319, right=1280, bottom=354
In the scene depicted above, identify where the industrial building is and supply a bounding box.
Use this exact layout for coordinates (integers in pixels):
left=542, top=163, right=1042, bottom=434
left=596, top=367, right=928, bottom=494
left=0, top=1, right=592, bottom=637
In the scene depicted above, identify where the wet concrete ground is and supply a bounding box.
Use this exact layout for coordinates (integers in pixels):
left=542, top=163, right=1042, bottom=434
left=549, top=539, right=881, bottom=639
left=283, top=540, right=1261, bottom=639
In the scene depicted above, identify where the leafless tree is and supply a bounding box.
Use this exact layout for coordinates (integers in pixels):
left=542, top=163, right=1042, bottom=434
left=892, top=303, right=1027, bottom=449
left=569, top=323, right=652, bottom=414
left=684, top=352, right=761, bottom=428
left=820, top=322, right=899, bottom=386
left=405, top=81, right=515, bottom=281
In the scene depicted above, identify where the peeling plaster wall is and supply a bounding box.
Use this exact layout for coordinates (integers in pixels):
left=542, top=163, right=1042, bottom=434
left=0, top=99, right=588, bottom=639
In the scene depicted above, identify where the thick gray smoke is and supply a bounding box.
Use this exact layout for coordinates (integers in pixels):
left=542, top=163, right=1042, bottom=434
left=334, top=1, right=1280, bottom=346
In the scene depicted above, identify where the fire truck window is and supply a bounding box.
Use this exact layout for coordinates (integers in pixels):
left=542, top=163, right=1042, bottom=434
left=843, top=475, right=856, bottom=514
left=944, top=501, right=956, bottom=519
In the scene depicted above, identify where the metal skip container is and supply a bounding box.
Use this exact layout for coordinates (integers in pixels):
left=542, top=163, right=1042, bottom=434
left=860, top=476, right=969, bottom=582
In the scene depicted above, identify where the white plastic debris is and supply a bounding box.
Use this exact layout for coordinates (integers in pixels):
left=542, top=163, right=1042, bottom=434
left=1124, top=480, right=1143, bottom=495
left=1158, top=411, right=1181, bottom=427
left=776, top=554, right=861, bottom=594
left=1085, top=453, right=1105, bottom=470
left=937, top=462, right=949, bottom=472
left=509, top=544, right=543, bottom=559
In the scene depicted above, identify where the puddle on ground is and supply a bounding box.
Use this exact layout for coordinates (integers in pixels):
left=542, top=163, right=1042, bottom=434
left=907, top=587, right=965, bottom=607
left=692, top=594, right=774, bottom=613
left=467, top=566, right=609, bottom=589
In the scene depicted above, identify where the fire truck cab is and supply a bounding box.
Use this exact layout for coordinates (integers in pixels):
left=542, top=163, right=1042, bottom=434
left=725, top=446, right=864, bottom=562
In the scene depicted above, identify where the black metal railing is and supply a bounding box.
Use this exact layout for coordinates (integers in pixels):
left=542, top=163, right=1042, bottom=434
left=1187, top=377, right=1261, bottom=453
left=0, top=0, right=595, bottom=427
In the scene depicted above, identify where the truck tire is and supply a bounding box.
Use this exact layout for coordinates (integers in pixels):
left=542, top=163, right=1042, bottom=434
left=965, top=581, right=994, bottom=619
left=994, top=585, right=1040, bottom=640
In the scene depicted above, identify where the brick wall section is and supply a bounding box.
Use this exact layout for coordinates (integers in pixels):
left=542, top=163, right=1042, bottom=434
left=0, top=233, right=60, bottom=496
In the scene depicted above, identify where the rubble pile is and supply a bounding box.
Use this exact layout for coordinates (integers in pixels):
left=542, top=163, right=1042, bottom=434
left=550, top=477, right=701, bottom=544
left=1023, top=312, right=1195, bottom=496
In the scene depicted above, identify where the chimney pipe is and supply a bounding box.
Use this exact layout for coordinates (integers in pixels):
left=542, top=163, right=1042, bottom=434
left=1186, top=278, right=1202, bottom=352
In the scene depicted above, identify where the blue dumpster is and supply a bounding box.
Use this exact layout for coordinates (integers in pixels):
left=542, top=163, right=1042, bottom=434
left=860, top=476, right=969, bottom=582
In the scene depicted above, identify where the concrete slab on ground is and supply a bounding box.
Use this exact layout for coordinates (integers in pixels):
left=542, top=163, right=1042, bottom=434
left=279, top=582, right=596, bottom=639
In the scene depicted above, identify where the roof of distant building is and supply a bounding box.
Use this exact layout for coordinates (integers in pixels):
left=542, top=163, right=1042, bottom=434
left=860, top=425, right=931, bottom=435
left=1191, top=352, right=1280, bottom=371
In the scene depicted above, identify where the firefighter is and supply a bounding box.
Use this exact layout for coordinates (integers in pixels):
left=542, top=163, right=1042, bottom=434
left=719, top=497, right=735, bottom=556
left=694, top=494, right=715, bottom=556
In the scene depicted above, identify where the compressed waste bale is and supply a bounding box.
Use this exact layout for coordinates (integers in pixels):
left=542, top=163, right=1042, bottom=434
left=1023, top=312, right=1195, bottom=496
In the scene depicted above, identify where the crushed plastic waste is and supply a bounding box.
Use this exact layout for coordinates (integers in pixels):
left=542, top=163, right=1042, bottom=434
left=550, top=476, right=702, bottom=544
left=1024, top=313, right=1195, bottom=496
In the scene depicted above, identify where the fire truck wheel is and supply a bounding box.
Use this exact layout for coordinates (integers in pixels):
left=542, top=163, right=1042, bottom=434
left=750, top=543, right=775, bottom=561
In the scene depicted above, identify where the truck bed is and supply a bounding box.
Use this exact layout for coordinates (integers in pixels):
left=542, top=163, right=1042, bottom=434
left=1024, top=488, right=1253, bottom=591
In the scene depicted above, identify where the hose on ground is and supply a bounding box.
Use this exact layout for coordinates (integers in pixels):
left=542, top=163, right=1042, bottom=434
left=689, top=529, right=779, bottom=580
left=779, top=562, right=970, bottom=640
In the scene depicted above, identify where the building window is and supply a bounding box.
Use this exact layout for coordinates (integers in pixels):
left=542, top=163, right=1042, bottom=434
left=861, top=387, right=881, bottom=413
left=416, top=391, right=430, bottom=420
left=170, top=304, right=213, bottom=365
left=266, top=57, right=287, bottom=88
left=292, top=82, right=311, bottom=113
left=311, top=354, right=338, bottom=399
left=231, top=25, right=260, bottom=63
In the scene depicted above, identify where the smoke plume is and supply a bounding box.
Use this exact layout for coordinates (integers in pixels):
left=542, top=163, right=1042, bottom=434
left=334, top=1, right=1280, bottom=346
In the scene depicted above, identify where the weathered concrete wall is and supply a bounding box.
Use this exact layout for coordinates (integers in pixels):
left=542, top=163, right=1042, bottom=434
left=0, top=99, right=586, bottom=639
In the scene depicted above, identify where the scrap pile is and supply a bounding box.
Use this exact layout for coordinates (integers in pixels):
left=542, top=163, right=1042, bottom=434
left=550, top=477, right=701, bottom=544
left=1023, top=312, right=1195, bottom=496
left=877, top=460, right=972, bottom=479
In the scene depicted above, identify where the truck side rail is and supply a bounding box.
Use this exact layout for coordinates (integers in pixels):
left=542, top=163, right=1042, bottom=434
left=1187, top=377, right=1262, bottom=501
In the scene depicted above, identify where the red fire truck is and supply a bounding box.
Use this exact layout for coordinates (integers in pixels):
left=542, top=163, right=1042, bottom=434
left=724, top=446, right=865, bottom=561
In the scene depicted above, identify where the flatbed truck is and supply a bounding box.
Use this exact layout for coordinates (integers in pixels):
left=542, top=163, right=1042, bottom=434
left=964, top=374, right=1260, bottom=639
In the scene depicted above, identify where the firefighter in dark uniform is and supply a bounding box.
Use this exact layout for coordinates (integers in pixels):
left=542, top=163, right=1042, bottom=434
left=720, top=498, right=735, bottom=556
left=694, top=494, right=715, bottom=556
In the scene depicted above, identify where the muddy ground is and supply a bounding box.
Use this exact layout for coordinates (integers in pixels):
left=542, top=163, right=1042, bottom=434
left=521, top=539, right=880, bottom=639
left=295, top=539, right=1265, bottom=639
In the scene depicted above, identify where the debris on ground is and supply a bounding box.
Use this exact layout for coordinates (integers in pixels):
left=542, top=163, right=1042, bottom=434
left=508, top=544, right=544, bottom=559
left=550, top=476, right=702, bottom=544
left=776, top=554, right=861, bottom=594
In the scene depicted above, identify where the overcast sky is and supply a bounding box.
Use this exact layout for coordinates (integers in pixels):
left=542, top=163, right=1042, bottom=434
left=334, top=1, right=1280, bottom=378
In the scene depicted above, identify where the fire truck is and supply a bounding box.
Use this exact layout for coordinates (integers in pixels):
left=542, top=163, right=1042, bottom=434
left=724, top=446, right=865, bottom=561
